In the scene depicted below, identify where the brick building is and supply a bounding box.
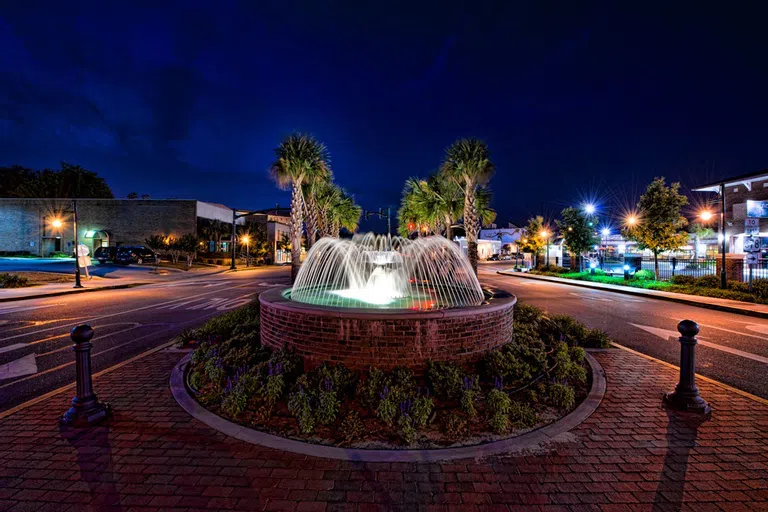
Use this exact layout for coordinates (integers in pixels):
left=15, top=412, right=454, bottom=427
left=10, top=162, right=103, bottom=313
left=0, top=198, right=239, bottom=257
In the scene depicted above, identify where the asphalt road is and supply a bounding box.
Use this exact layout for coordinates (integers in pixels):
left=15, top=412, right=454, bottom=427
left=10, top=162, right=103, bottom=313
left=479, top=263, right=768, bottom=399
left=0, top=257, right=156, bottom=278
left=0, top=267, right=290, bottom=412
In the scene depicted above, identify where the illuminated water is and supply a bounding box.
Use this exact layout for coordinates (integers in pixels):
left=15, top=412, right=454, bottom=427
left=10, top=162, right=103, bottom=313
left=290, top=233, right=484, bottom=310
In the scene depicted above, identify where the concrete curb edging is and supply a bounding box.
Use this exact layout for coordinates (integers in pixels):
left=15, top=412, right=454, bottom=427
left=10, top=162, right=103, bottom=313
left=170, top=351, right=606, bottom=462
left=498, top=270, right=768, bottom=320
left=0, top=282, right=151, bottom=303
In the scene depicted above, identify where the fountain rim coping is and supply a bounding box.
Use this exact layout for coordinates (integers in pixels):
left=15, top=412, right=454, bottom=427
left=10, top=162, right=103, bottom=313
left=170, top=351, right=605, bottom=462
left=258, top=286, right=516, bottom=320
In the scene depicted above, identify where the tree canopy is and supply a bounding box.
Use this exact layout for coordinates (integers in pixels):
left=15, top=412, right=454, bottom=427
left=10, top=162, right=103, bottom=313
left=518, top=216, right=548, bottom=255
left=0, top=163, right=113, bottom=198
left=557, top=206, right=598, bottom=257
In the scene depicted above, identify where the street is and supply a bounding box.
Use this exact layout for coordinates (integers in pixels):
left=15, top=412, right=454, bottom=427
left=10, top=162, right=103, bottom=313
left=2, top=262, right=767, bottom=415
left=480, top=263, right=768, bottom=399
left=0, top=267, right=290, bottom=412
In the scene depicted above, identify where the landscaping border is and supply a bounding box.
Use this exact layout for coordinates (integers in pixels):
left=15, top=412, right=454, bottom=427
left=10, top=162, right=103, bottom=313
left=170, top=350, right=606, bottom=462
left=498, top=270, right=768, bottom=320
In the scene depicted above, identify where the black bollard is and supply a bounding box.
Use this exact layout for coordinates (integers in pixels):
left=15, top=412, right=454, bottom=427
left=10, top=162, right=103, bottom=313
left=662, top=320, right=712, bottom=416
left=60, top=325, right=111, bottom=427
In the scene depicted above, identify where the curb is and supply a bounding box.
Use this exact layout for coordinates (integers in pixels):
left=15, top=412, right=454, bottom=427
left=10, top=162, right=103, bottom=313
left=170, top=352, right=606, bottom=462
left=497, top=271, right=768, bottom=320
left=0, top=282, right=151, bottom=303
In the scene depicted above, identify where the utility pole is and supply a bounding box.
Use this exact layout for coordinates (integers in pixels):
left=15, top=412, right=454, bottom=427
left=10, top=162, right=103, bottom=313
left=73, top=200, right=83, bottom=289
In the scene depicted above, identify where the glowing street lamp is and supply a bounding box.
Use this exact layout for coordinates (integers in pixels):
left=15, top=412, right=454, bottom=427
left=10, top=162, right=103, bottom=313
left=699, top=210, right=714, bottom=222
left=625, top=215, right=638, bottom=227
left=584, top=203, right=596, bottom=215
left=241, top=234, right=251, bottom=266
left=51, top=218, right=63, bottom=229
left=540, top=229, right=551, bottom=267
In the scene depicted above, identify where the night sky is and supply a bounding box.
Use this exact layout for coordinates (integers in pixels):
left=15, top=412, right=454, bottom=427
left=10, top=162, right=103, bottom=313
left=2, top=2, right=767, bottom=231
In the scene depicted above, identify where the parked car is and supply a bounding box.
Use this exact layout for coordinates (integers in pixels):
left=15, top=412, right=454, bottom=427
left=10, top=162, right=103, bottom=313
left=115, top=246, right=157, bottom=265
left=94, top=247, right=118, bottom=264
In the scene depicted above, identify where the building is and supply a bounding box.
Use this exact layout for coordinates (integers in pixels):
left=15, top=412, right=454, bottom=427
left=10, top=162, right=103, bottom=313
left=0, top=198, right=243, bottom=257
left=244, top=208, right=292, bottom=263
left=693, top=169, right=768, bottom=256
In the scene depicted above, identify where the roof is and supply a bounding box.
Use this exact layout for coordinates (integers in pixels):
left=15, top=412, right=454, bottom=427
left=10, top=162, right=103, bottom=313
left=693, top=169, right=768, bottom=193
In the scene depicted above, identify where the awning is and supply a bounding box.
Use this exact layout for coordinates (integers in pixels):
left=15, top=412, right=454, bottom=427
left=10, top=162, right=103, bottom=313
left=83, top=230, right=110, bottom=239
left=693, top=169, right=768, bottom=193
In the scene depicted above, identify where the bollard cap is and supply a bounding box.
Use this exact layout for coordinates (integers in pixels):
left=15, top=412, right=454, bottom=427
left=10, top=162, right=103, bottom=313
left=70, top=324, right=94, bottom=343
left=677, top=319, right=699, bottom=338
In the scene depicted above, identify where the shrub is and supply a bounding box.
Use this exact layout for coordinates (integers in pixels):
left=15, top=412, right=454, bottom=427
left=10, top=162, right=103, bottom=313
left=0, top=273, right=29, bottom=288
left=582, top=328, right=611, bottom=348
left=376, top=385, right=401, bottom=426
left=390, top=366, right=415, bottom=390
left=694, top=275, right=720, bottom=288
left=427, top=361, right=464, bottom=399
left=339, top=412, right=365, bottom=444
left=728, top=280, right=750, bottom=293
left=287, top=387, right=315, bottom=434
left=549, top=383, right=576, bottom=409
left=508, top=401, right=537, bottom=429
left=357, top=368, right=389, bottom=409
left=486, top=387, right=512, bottom=434
left=459, top=376, right=480, bottom=418
left=569, top=346, right=586, bottom=364
left=221, top=374, right=251, bottom=418
left=670, top=274, right=695, bottom=286
left=542, top=315, right=588, bottom=346
left=316, top=379, right=340, bottom=425
left=443, top=411, right=468, bottom=440
left=196, top=300, right=260, bottom=340
left=411, top=394, right=434, bottom=428
left=515, top=303, right=544, bottom=325
left=482, top=340, right=546, bottom=386
left=314, top=362, right=357, bottom=397
left=752, top=278, right=768, bottom=299
left=633, top=269, right=655, bottom=281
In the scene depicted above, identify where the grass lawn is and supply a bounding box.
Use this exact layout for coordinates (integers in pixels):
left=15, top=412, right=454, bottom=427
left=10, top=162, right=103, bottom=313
left=529, top=270, right=768, bottom=304
left=0, top=271, right=109, bottom=288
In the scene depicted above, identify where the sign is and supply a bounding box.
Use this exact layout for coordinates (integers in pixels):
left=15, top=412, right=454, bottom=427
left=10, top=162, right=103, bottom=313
left=744, top=236, right=762, bottom=252
left=746, top=253, right=759, bottom=265
left=745, top=218, right=760, bottom=227
left=746, top=226, right=760, bottom=235
left=747, top=200, right=768, bottom=218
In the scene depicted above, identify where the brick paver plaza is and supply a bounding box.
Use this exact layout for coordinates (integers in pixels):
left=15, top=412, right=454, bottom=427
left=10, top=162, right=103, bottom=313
left=1, top=348, right=766, bottom=511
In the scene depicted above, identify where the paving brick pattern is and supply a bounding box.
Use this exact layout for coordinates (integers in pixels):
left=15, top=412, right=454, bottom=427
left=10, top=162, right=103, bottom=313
left=1, top=349, right=767, bottom=511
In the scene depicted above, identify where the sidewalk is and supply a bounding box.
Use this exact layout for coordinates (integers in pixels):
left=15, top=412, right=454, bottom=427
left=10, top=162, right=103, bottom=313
left=499, top=270, right=768, bottom=319
left=0, top=267, right=232, bottom=303
left=1, top=347, right=766, bottom=511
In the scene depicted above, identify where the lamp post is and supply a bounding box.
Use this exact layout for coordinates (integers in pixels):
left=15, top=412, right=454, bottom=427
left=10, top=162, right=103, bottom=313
left=72, top=200, right=83, bottom=289
left=718, top=186, right=727, bottom=290
left=242, top=235, right=250, bottom=267
left=601, top=228, right=610, bottom=270
left=540, top=229, right=551, bottom=268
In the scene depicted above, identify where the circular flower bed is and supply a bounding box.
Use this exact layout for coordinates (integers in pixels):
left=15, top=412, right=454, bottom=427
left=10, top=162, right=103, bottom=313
left=180, top=300, right=610, bottom=448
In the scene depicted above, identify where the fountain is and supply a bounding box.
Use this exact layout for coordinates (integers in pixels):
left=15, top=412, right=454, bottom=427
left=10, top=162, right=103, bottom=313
left=259, top=234, right=516, bottom=371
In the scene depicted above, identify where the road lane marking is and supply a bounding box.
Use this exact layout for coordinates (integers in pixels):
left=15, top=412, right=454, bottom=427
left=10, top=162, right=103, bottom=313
left=0, top=280, right=258, bottom=343
left=35, top=323, right=143, bottom=357
left=0, top=303, right=64, bottom=316
left=0, top=343, right=29, bottom=354
left=0, top=354, right=37, bottom=381
left=629, top=323, right=768, bottom=365
left=687, top=321, right=768, bottom=342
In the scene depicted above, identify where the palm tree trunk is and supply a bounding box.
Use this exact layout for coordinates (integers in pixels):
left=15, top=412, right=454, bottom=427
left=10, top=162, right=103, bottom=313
left=444, top=217, right=452, bottom=240
left=464, top=184, right=479, bottom=275
left=290, top=182, right=304, bottom=283
left=305, top=194, right=319, bottom=249
left=332, top=219, right=340, bottom=238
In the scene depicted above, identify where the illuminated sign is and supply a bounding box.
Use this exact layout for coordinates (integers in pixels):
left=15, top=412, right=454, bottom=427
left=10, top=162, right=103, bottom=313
left=746, top=200, right=768, bottom=218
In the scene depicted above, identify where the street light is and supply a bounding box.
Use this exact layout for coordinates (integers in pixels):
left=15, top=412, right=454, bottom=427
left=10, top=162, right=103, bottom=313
left=52, top=218, right=63, bottom=229
left=699, top=210, right=714, bottom=222
left=584, top=203, right=596, bottom=215
left=540, top=229, right=551, bottom=267
left=625, top=215, right=638, bottom=227
left=600, top=228, right=610, bottom=269
left=241, top=234, right=250, bottom=266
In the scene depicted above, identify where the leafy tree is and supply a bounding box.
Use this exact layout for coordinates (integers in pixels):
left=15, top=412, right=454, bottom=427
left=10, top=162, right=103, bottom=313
left=623, top=177, right=688, bottom=278
left=127, top=192, right=139, bottom=199
left=176, top=233, right=202, bottom=269
left=518, top=216, right=548, bottom=267
left=557, top=207, right=598, bottom=271
left=145, top=234, right=167, bottom=269
left=315, top=183, right=361, bottom=238
left=440, top=139, right=495, bottom=274
left=270, top=133, right=330, bottom=282
left=0, top=162, right=113, bottom=198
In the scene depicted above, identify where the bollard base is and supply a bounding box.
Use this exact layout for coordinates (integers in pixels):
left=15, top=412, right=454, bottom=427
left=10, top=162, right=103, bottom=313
left=662, top=391, right=712, bottom=417
left=60, top=397, right=112, bottom=427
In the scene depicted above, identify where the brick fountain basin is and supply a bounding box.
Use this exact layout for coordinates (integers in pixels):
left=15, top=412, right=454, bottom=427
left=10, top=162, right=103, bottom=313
left=259, top=287, right=517, bottom=372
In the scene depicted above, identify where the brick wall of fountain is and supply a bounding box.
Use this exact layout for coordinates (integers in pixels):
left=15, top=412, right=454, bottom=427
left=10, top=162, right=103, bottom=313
left=259, top=287, right=516, bottom=372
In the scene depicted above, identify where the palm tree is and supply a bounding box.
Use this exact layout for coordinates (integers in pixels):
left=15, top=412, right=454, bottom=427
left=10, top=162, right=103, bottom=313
left=270, top=133, right=330, bottom=282
left=398, top=178, right=442, bottom=237
left=315, top=182, right=342, bottom=238
left=328, top=189, right=361, bottom=237
left=440, top=138, right=495, bottom=274
left=302, top=168, right=332, bottom=249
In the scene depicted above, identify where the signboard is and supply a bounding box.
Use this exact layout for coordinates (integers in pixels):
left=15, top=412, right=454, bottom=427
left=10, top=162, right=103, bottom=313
left=744, top=236, right=762, bottom=252
left=745, top=218, right=760, bottom=228
left=746, top=253, right=759, bottom=265
left=747, top=200, right=768, bottom=218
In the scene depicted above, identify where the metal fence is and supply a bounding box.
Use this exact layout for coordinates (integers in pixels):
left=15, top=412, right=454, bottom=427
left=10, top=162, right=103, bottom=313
left=602, top=256, right=717, bottom=281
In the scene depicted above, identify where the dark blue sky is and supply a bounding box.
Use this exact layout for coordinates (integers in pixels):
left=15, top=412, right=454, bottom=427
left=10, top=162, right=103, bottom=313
left=2, top=1, right=767, bottom=230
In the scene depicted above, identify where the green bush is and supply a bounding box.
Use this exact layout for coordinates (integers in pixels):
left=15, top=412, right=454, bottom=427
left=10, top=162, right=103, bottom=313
left=443, top=411, right=468, bottom=440
left=390, top=366, right=415, bottom=390
left=376, top=385, right=402, bottom=426
left=411, top=394, right=434, bottom=428
left=427, top=361, right=464, bottom=399
left=508, top=401, right=537, bottom=429
left=583, top=328, right=611, bottom=348
left=316, top=384, right=340, bottom=425
left=357, top=368, right=389, bottom=409
left=728, top=280, right=750, bottom=293
left=486, top=388, right=512, bottom=434
left=542, top=315, right=588, bottom=346
left=287, top=387, right=315, bottom=434
left=481, top=340, right=546, bottom=386
left=459, top=376, right=480, bottom=418
left=633, top=269, right=655, bottom=281
left=549, top=383, right=576, bottom=409
left=694, top=275, right=720, bottom=288
left=514, top=303, right=544, bottom=325
left=569, top=346, right=585, bottom=364
left=670, top=274, right=695, bottom=286
left=752, top=278, right=768, bottom=299
left=0, top=273, right=29, bottom=288
left=196, top=300, right=261, bottom=340
left=339, top=412, right=365, bottom=444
